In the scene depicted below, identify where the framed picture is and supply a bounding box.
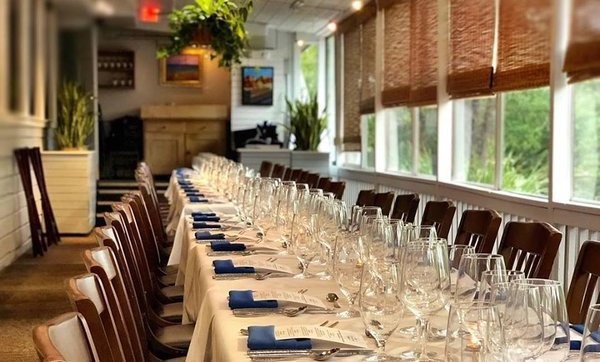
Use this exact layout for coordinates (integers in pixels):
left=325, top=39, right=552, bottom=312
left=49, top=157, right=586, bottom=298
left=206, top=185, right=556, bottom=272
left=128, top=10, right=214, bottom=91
left=160, top=54, right=202, bottom=87
left=241, top=66, right=274, bottom=106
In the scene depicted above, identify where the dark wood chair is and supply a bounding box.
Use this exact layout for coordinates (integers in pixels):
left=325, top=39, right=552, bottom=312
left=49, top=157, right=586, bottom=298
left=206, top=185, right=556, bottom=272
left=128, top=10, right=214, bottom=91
left=420, top=200, right=456, bottom=240
left=28, top=147, right=60, bottom=246
left=374, top=192, right=395, bottom=216
left=317, top=177, right=332, bottom=190
left=296, top=170, right=310, bottom=183
left=356, top=189, right=376, bottom=206
left=566, top=241, right=600, bottom=324
left=258, top=161, right=273, bottom=177
left=328, top=181, right=346, bottom=200
left=289, top=169, right=302, bottom=181
left=497, top=221, right=562, bottom=278
left=270, top=164, right=286, bottom=179
left=391, top=193, right=420, bottom=223
left=453, top=209, right=502, bottom=253
left=32, top=312, right=108, bottom=362
left=282, top=167, right=292, bottom=181
left=305, top=173, right=320, bottom=188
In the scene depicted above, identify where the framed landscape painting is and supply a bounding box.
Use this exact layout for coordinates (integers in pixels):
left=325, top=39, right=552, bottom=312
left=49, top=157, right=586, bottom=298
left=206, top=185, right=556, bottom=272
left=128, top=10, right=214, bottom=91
left=242, top=66, right=274, bottom=105
left=160, top=54, right=202, bottom=87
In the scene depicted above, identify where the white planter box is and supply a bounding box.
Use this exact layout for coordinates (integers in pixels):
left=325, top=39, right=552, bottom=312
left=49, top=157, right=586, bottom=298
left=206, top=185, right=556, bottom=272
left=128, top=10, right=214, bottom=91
left=42, top=151, right=96, bottom=234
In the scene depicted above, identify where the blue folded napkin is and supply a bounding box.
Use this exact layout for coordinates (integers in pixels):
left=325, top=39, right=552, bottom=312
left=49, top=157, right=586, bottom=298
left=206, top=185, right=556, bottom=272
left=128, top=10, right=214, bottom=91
left=229, top=290, right=278, bottom=309
left=193, top=222, right=221, bottom=229
left=195, top=231, right=225, bottom=240
left=193, top=215, right=220, bottom=222
left=192, top=211, right=216, bottom=217
left=210, top=240, right=246, bottom=251
left=247, top=326, right=312, bottom=351
left=570, top=324, right=600, bottom=351
left=178, top=180, right=192, bottom=186
left=185, top=191, right=204, bottom=196
left=213, top=260, right=255, bottom=274
left=181, top=185, right=197, bottom=191
left=189, top=196, right=209, bottom=203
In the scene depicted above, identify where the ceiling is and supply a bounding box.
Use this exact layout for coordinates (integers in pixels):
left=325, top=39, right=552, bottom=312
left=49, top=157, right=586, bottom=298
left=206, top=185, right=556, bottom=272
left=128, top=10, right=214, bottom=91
left=171, top=0, right=354, bottom=34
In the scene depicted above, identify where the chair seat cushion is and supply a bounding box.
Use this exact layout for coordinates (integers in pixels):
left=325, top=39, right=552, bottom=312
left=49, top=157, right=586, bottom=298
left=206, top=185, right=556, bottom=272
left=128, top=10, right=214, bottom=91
left=159, top=302, right=183, bottom=322
left=159, top=273, right=177, bottom=286
left=155, top=324, right=194, bottom=349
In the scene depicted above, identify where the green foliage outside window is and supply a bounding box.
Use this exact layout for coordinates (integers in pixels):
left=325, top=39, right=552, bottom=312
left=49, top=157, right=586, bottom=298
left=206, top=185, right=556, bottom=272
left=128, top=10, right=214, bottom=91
left=573, top=79, right=600, bottom=202
left=365, top=114, right=376, bottom=168
left=418, top=107, right=438, bottom=175
left=300, top=45, right=318, bottom=96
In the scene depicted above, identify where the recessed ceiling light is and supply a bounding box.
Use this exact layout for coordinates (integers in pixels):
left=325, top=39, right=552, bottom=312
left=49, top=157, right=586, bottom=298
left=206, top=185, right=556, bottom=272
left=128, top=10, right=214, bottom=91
left=327, top=22, right=337, bottom=32
left=351, top=0, right=363, bottom=11
left=297, top=39, right=305, bottom=47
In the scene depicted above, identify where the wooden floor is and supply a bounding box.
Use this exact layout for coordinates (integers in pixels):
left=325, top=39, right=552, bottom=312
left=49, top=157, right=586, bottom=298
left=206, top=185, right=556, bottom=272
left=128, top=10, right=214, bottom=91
left=0, top=235, right=96, bottom=361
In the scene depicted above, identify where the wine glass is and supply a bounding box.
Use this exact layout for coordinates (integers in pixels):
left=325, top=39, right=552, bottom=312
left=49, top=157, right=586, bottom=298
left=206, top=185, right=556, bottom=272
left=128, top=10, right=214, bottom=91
left=479, top=270, right=524, bottom=301
left=503, top=281, right=545, bottom=360
left=511, top=279, right=570, bottom=360
left=406, top=224, right=438, bottom=242
left=445, top=301, right=505, bottom=361
left=455, top=254, right=506, bottom=302
left=581, top=304, right=600, bottom=361
left=332, top=235, right=364, bottom=318
left=359, top=260, right=403, bottom=361
left=399, top=241, right=451, bottom=360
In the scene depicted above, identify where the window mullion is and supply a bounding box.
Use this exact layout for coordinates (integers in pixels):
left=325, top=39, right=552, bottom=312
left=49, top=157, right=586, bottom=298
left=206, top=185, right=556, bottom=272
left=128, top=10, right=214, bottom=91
left=412, top=108, right=419, bottom=176
left=495, top=94, right=504, bottom=190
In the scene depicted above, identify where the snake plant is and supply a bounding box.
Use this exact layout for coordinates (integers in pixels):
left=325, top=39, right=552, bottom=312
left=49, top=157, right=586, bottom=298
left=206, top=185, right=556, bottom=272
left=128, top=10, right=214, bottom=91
left=56, top=81, right=94, bottom=150
left=285, top=94, right=327, bottom=151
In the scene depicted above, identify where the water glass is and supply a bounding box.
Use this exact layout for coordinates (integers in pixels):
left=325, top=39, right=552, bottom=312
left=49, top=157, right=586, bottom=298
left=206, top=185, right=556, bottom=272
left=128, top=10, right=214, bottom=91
left=445, top=301, right=505, bottom=361
left=332, top=236, right=364, bottom=318
left=581, top=304, right=600, bottom=361
left=455, top=254, right=506, bottom=302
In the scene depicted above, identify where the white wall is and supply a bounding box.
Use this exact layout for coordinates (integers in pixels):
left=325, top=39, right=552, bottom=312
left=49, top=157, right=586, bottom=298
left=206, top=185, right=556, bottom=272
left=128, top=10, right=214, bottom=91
left=98, top=30, right=232, bottom=120
left=230, top=31, right=295, bottom=140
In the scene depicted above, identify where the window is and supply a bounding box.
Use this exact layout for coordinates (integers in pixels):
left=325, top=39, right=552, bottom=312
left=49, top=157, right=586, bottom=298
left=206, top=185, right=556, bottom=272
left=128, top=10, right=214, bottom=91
left=362, top=114, right=376, bottom=169
left=300, top=44, right=318, bottom=96
left=386, top=107, right=413, bottom=173
left=418, top=106, right=438, bottom=176
left=573, top=79, right=600, bottom=202
left=502, top=87, right=550, bottom=196
left=453, top=97, right=496, bottom=185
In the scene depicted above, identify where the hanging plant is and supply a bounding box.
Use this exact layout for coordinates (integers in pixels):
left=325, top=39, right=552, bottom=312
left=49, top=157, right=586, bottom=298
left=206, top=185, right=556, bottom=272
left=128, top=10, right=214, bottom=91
left=157, top=0, right=253, bottom=68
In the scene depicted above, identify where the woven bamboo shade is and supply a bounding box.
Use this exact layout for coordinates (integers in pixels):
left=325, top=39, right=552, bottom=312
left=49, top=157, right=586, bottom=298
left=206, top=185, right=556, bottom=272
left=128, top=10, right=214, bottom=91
left=493, top=0, right=551, bottom=91
left=360, top=17, right=376, bottom=114
left=447, top=0, right=495, bottom=98
left=409, top=0, right=438, bottom=106
left=342, top=27, right=362, bottom=151
left=381, top=0, right=411, bottom=107
left=564, top=0, right=600, bottom=83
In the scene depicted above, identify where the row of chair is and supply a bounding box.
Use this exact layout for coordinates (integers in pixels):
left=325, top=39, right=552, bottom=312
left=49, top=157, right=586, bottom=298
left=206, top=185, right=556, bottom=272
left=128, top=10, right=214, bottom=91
left=258, top=160, right=346, bottom=199
left=33, top=164, right=191, bottom=361
left=355, top=189, right=561, bottom=280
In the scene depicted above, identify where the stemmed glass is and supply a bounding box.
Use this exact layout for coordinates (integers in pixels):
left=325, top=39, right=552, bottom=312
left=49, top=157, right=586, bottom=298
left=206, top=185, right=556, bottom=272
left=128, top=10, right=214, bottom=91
left=332, top=234, right=364, bottom=318
left=510, top=279, right=570, bottom=361
left=399, top=241, right=451, bottom=360
left=581, top=304, right=600, bottom=361
left=359, top=259, right=403, bottom=361
left=479, top=270, right=524, bottom=301
left=455, top=254, right=506, bottom=302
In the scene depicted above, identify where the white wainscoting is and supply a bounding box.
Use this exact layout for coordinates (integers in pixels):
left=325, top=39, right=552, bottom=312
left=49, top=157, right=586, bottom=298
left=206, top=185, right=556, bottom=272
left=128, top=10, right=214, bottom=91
left=336, top=167, right=600, bottom=290
left=0, top=117, right=45, bottom=269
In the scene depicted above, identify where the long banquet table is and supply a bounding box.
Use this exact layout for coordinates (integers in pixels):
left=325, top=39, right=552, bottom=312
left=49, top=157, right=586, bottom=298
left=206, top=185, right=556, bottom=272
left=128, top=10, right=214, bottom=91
left=164, top=167, right=452, bottom=361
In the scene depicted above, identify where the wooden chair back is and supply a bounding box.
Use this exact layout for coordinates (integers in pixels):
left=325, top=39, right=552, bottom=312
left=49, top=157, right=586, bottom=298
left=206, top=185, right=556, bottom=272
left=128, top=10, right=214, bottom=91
left=32, top=312, right=100, bottom=362
left=65, top=274, right=125, bottom=362
left=356, top=189, right=376, bottom=207
left=258, top=161, right=273, bottom=177
left=454, top=209, right=502, bottom=253
left=317, top=177, right=331, bottom=190
left=297, top=170, right=309, bottom=183
left=374, top=192, right=395, bottom=216
left=391, top=193, right=420, bottom=223
left=282, top=167, right=292, bottom=181
left=497, top=221, right=562, bottom=278
left=83, top=247, right=146, bottom=361
left=270, top=164, right=286, bottom=179
left=328, top=181, right=346, bottom=200
left=566, top=241, right=600, bottom=324
left=289, top=169, right=302, bottom=181
left=305, top=173, right=320, bottom=188
left=420, top=200, right=456, bottom=240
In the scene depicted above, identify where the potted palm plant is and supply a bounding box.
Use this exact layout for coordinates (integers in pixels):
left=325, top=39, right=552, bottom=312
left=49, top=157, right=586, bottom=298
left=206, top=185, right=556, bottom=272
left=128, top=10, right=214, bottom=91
left=157, top=0, right=253, bottom=68
left=285, top=93, right=330, bottom=175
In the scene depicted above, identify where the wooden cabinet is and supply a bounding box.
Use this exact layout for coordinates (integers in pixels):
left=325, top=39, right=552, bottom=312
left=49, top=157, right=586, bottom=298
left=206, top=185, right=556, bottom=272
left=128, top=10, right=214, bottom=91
left=142, top=105, right=228, bottom=175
